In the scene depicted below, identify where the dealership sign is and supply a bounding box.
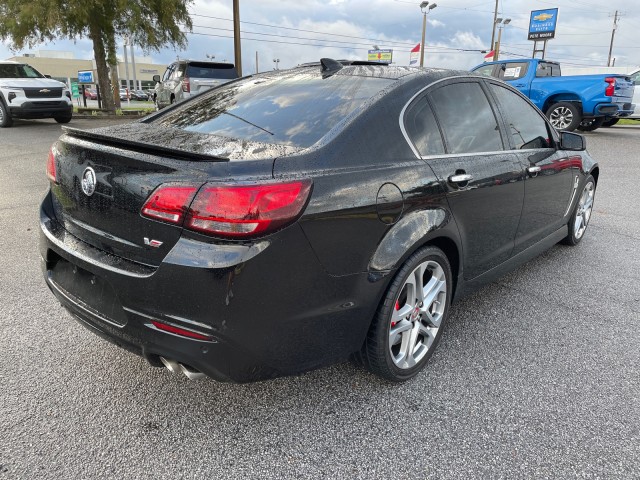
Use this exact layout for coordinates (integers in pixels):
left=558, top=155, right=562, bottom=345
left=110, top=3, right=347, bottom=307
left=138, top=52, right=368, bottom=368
left=77, top=70, right=95, bottom=83
left=367, top=49, right=393, bottom=63
left=528, top=8, right=559, bottom=40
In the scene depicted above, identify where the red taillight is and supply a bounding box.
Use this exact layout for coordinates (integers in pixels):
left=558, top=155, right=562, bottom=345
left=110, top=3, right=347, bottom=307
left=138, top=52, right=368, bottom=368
left=141, top=184, right=199, bottom=224
left=151, top=320, right=213, bottom=341
left=605, top=77, right=615, bottom=96
left=46, top=147, right=57, bottom=183
left=182, top=77, right=190, bottom=93
left=185, top=180, right=312, bottom=238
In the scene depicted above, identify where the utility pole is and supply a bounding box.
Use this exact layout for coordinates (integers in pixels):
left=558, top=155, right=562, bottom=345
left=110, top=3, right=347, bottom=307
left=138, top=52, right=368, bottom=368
left=420, top=8, right=427, bottom=67
left=490, top=0, right=499, bottom=52
left=233, top=0, right=242, bottom=77
left=607, top=10, right=619, bottom=67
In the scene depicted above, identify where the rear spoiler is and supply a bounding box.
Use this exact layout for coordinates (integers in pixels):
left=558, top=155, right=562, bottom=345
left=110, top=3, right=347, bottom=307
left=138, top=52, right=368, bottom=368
left=62, top=126, right=230, bottom=162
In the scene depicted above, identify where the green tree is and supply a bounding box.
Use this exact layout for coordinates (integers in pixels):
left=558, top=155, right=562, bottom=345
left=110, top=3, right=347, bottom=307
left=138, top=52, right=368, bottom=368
left=0, top=0, right=193, bottom=113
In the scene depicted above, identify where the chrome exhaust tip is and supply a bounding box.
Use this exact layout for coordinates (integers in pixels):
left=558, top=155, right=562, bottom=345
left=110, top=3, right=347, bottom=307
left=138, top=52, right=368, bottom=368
left=159, top=356, right=205, bottom=380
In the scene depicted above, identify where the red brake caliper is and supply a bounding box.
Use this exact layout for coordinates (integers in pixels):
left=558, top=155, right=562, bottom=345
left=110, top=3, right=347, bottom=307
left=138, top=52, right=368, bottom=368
left=392, top=301, right=400, bottom=327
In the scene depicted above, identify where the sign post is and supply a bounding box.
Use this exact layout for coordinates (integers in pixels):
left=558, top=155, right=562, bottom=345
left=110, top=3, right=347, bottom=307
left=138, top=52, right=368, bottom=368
left=528, top=8, right=559, bottom=59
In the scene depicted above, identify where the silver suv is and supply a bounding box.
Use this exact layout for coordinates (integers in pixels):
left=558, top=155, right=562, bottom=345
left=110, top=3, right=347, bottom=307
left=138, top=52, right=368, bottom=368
left=0, top=61, right=73, bottom=128
left=152, top=60, right=238, bottom=109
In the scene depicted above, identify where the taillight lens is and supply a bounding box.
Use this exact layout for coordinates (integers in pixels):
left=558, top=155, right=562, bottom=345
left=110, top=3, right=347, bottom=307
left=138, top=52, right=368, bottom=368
left=605, top=77, right=615, bottom=96
left=46, top=147, right=57, bottom=183
left=182, top=77, right=190, bottom=93
left=141, top=184, right=199, bottom=224
left=186, top=180, right=312, bottom=238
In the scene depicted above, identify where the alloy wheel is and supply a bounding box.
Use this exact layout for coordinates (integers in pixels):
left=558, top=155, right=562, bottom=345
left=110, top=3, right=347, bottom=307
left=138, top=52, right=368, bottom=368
left=574, top=181, right=594, bottom=240
left=549, top=106, right=573, bottom=130
left=388, top=260, right=447, bottom=369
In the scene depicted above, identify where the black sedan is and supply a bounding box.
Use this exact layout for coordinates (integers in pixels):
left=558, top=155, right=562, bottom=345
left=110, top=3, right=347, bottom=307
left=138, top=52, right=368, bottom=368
left=40, top=59, right=598, bottom=383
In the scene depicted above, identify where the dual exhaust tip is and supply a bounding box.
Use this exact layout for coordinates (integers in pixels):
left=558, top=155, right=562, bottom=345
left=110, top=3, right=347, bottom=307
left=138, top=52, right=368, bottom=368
left=159, top=356, right=205, bottom=380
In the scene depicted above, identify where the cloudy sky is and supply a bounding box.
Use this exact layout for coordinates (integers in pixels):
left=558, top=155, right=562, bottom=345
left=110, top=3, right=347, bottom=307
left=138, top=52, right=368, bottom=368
left=1, top=0, right=638, bottom=72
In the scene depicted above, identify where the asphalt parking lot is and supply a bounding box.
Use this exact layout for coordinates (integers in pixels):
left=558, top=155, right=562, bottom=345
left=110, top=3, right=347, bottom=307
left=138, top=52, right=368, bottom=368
left=0, top=117, right=638, bottom=479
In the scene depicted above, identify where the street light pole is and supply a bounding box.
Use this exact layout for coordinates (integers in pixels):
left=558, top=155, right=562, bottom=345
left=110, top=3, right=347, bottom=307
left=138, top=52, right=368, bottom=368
left=419, top=2, right=437, bottom=67
left=494, top=18, right=510, bottom=61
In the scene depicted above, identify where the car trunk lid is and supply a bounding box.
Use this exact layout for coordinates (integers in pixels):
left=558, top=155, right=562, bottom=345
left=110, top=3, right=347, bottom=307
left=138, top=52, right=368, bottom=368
left=49, top=123, right=284, bottom=267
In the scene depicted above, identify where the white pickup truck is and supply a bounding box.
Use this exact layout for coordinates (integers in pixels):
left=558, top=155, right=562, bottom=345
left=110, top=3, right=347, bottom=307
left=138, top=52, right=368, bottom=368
left=0, top=61, right=73, bottom=127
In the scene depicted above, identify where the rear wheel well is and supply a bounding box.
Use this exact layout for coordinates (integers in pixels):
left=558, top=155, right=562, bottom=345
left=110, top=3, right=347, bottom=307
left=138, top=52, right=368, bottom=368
left=544, top=96, right=583, bottom=114
left=424, top=236, right=460, bottom=300
left=590, top=167, right=599, bottom=186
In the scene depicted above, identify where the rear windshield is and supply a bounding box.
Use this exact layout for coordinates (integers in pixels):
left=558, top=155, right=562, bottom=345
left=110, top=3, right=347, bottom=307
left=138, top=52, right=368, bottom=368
left=155, top=72, right=394, bottom=148
left=0, top=63, right=44, bottom=79
left=186, top=62, right=238, bottom=80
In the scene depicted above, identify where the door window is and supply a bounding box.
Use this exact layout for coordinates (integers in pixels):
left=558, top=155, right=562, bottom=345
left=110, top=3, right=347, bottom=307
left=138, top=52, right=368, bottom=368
left=489, top=84, right=552, bottom=149
left=403, top=98, right=445, bottom=156
left=429, top=82, right=503, bottom=154
left=473, top=65, right=496, bottom=77
left=162, top=65, right=174, bottom=82
left=496, top=62, right=528, bottom=80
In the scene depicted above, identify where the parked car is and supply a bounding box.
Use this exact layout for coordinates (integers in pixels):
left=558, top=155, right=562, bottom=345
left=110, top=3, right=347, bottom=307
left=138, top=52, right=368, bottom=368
left=131, top=90, right=149, bottom=101
left=602, top=68, right=640, bottom=126
left=0, top=61, right=73, bottom=127
left=83, top=88, right=97, bottom=100
left=152, top=60, right=238, bottom=109
left=471, top=58, right=635, bottom=132
left=40, top=60, right=598, bottom=383
left=119, top=88, right=129, bottom=101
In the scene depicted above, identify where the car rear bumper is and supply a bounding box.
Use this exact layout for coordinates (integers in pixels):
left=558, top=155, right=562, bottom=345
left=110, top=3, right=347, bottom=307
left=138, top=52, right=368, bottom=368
left=9, top=101, right=72, bottom=118
left=39, top=190, right=381, bottom=382
left=594, top=102, right=635, bottom=117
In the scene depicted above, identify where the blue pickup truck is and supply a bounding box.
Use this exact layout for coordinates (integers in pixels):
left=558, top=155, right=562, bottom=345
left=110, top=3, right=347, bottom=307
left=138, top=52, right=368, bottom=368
left=471, top=58, right=635, bottom=132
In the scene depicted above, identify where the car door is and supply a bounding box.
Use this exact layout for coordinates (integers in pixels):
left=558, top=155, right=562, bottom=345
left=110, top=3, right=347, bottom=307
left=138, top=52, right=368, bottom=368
left=496, top=62, right=531, bottom=97
left=417, top=79, right=525, bottom=280
left=157, top=64, right=174, bottom=106
left=631, top=70, right=640, bottom=118
left=486, top=81, right=576, bottom=254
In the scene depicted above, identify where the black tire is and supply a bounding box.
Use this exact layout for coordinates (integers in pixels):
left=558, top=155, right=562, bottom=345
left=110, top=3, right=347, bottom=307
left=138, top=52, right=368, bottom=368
left=562, top=175, right=596, bottom=246
left=577, top=117, right=604, bottom=132
left=601, top=118, right=619, bottom=127
left=0, top=100, right=13, bottom=128
left=54, top=111, right=72, bottom=124
left=545, top=101, right=581, bottom=132
left=360, top=245, right=452, bottom=382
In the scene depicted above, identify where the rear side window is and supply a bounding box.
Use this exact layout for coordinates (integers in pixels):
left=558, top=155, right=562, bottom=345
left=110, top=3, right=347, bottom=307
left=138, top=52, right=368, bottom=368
left=536, top=62, right=560, bottom=77
left=404, top=98, right=445, bottom=156
left=429, top=82, right=503, bottom=154
left=497, top=62, right=528, bottom=80
left=186, top=62, right=238, bottom=80
left=157, top=73, right=394, bottom=148
left=490, top=84, right=552, bottom=149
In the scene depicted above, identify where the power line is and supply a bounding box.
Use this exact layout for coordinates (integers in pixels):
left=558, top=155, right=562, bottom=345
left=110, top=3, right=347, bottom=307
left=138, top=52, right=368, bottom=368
left=185, top=30, right=485, bottom=55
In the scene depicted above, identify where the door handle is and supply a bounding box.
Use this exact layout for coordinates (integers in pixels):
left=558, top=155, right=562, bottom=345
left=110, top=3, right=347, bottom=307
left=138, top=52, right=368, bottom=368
left=527, top=166, right=541, bottom=174
left=448, top=173, right=473, bottom=184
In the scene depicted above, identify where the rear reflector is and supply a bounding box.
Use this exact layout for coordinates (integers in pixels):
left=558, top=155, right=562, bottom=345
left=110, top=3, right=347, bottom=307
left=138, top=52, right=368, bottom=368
left=46, top=146, right=57, bottom=183
left=185, top=180, right=313, bottom=238
left=141, top=184, right=199, bottom=224
left=151, top=320, right=213, bottom=341
left=605, top=77, right=615, bottom=96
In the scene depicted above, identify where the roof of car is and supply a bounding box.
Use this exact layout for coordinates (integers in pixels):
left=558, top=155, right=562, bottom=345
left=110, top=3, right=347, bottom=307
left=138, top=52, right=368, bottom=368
left=0, top=60, right=21, bottom=65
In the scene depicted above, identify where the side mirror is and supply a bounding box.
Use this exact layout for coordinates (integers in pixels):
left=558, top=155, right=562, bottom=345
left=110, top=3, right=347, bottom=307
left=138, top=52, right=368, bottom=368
left=559, top=131, right=586, bottom=151
left=152, top=75, right=161, bottom=83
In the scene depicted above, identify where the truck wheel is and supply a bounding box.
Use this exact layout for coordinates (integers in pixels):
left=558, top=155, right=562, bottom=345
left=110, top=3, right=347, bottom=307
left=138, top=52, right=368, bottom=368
left=546, top=102, right=581, bottom=132
left=577, top=117, right=604, bottom=132
left=0, top=100, right=13, bottom=128
left=54, top=111, right=73, bottom=124
left=601, top=118, right=619, bottom=127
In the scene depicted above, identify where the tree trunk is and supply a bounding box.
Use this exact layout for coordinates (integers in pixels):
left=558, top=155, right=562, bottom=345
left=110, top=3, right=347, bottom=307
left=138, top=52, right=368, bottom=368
left=106, top=34, right=121, bottom=109
left=89, top=23, right=116, bottom=113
